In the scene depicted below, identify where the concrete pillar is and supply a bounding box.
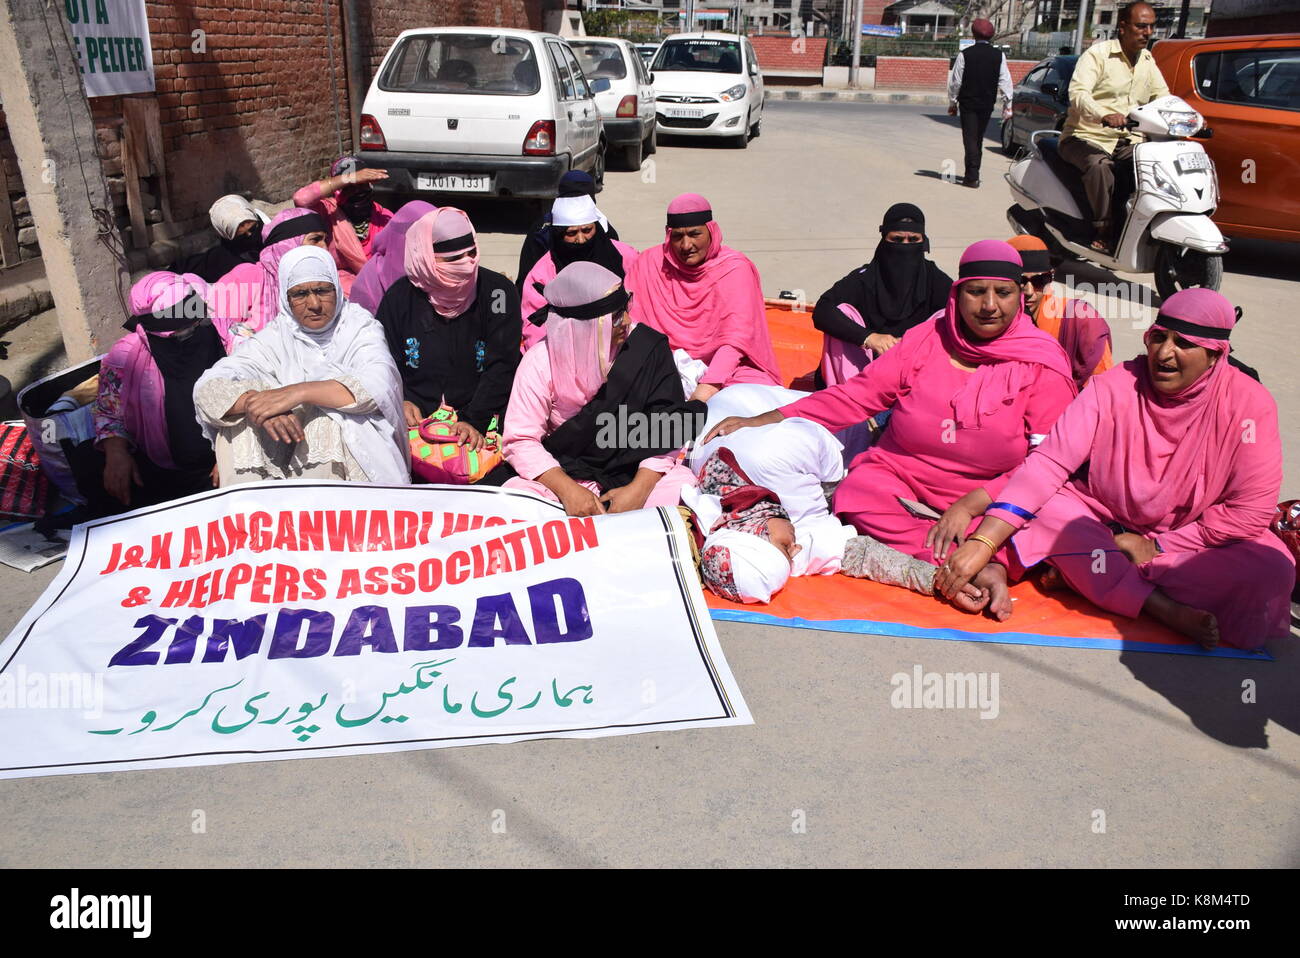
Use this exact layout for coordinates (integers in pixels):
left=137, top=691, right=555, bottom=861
left=0, top=0, right=129, bottom=362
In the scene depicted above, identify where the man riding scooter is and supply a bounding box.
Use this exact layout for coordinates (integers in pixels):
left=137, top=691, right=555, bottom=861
left=1059, top=1, right=1169, bottom=254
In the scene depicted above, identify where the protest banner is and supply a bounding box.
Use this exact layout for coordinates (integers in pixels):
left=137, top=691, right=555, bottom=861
left=64, top=0, right=156, bottom=97
left=0, top=482, right=750, bottom=780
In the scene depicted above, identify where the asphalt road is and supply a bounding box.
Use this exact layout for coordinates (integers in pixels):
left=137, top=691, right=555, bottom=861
left=0, top=100, right=1296, bottom=868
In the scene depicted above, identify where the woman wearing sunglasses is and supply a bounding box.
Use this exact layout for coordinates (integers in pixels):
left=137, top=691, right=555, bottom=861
left=1007, top=235, right=1113, bottom=390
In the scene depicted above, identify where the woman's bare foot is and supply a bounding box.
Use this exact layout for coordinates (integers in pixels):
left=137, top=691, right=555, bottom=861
left=972, top=563, right=1013, bottom=622
left=1038, top=564, right=1067, bottom=592
left=949, top=582, right=990, bottom=614
left=1144, top=589, right=1220, bottom=649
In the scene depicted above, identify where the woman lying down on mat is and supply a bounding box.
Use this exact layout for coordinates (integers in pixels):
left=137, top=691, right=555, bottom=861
left=702, top=241, right=1076, bottom=617
left=933, top=289, right=1294, bottom=650
left=684, top=383, right=984, bottom=607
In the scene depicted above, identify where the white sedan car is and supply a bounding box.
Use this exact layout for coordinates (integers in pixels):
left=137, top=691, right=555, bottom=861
left=650, top=32, right=764, bottom=148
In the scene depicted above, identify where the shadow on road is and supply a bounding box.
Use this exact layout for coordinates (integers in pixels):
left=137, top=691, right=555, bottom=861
left=1119, top=640, right=1300, bottom=754
left=1223, top=236, right=1299, bottom=283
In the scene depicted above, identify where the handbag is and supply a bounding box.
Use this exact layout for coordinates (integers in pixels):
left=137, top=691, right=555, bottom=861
left=409, top=405, right=502, bottom=484
left=1270, top=499, right=1300, bottom=597
left=0, top=421, right=51, bottom=521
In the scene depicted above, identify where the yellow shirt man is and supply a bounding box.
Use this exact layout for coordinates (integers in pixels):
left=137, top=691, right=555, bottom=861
left=1063, top=38, right=1170, bottom=153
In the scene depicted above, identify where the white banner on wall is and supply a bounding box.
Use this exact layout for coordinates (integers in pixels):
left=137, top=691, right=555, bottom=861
left=64, top=0, right=156, bottom=97
left=0, top=482, right=750, bottom=780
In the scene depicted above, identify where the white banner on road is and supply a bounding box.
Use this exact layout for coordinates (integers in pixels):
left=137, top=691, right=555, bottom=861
left=64, top=0, right=156, bottom=97
left=0, top=482, right=750, bottom=780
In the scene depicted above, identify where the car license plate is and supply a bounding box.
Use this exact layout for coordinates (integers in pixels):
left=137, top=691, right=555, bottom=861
left=666, top=107, right=704, bottom=119
left=1175, top=152, right=1211, bottom=174
left=417, top=173, right=491, bottom=192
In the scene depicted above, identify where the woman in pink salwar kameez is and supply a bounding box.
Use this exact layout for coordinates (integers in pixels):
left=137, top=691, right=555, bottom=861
left=704, top=240, right=1077, bottom=616
left=936, top=288, right=1294, bottom=650
left=625, top=193, right=781, bottom=399
left=501, top=263, right=706, bottom=517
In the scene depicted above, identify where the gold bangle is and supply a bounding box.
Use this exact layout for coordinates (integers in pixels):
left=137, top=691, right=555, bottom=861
left=968, top=534, right=999, bottom=554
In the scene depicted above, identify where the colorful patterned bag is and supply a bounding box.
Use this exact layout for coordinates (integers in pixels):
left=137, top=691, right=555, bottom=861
left=409, top=406, right=502, bottom=484
left=0, top=422, right=51, bottom=521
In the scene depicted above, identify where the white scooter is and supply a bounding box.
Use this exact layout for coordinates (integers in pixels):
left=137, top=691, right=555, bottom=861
left=1006, top=95, right=1226, bottom=299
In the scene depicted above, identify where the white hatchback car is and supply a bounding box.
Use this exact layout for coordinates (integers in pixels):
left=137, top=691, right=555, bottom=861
left=650, top=32, right=765, bottom=148
left=568, top=36, right=657, bottom=170
left=358, top=27, right=609, bottom=201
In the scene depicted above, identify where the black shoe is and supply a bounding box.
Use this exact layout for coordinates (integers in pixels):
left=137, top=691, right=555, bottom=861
left=963, top=176, right=980, bottom=188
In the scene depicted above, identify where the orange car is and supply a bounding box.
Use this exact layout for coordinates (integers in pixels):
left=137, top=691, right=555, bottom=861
left=1154, top=34, right=1300, bottom=243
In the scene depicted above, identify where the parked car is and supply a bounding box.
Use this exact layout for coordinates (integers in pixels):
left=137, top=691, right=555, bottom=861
left=1001, top=55, right=1077, bottom=156
left=568, top=36, right=657, bottom=170
left=358, top=27, right=609, bottom=202
left=636, top=42, right=660, bottom=67
left=650, top=32, right=765, bottom=148
left=1153, top=34, right=1300, bottom=243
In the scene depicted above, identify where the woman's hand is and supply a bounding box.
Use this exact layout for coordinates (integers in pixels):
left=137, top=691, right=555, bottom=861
left=244, top=385, right=303, bottom=427
left=452, top=420, right=484, bottom=451
left=926, top=489, right=992, bottom=562
left=403, top=401, right=424, bottom=428
left=558, top=481, right=607, bottom=518
left=690, top=383, right=720, bottom=402
left=934, top=539, right=993, bottom=600
left=864, top=332, right=900, bottom=354
left=1113, top=532, right=1158, bottom=566
left=260, top=412, right=304, bottom=445
left=209, top=464, right=221, bottom=488
left=102, top=441, right=141, bottom=506
left=701, top=409, right=783, bottom=445
left=600, top=482, right=651, bottom=514
left=926, top=503, right=975, bottom=563
left=767, top=518, right=802, bottom=562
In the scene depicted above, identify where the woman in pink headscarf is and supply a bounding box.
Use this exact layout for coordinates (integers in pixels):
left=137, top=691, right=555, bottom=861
left=87, top=271, right=228, bottom=516
left=935, top=288, right=1294, bottom=650
left=501, top=262, right=706, bottom=515
left=704, top=240, right=1077, bottom=617
left=209, top=207, right=329, bottom=348
left=292, top=156, right=395, bottom=294
left=374, top=207, right=521, bottom=449
left=625, top=194, right=781, bottom=399
left=348, top=200, right=436, bottom=316
left=519, top=194, right=639, bottom=351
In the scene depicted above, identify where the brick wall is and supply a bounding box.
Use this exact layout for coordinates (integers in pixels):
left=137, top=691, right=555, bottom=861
left=862, top=1, right=892, bottom=25
left=875, top=56, right=950, bottom=90
left=876, top=56, right=1040, bottom=91
left=0, top=106, right=38, bottom=263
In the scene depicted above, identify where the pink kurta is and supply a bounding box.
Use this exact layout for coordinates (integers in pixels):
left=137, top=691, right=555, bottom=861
left=986, top=361, right=1293, bottom=649
left=518, top=240, right=641, bottom=351
left=501, top=335, right=695, bottom=506
left=782, top=318, right=1075, bottom=564
left=293, top=181, right=394, bottom=295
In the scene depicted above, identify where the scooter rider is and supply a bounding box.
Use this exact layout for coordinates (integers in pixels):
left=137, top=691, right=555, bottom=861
left=1059, top=1, right=1169, bottom=254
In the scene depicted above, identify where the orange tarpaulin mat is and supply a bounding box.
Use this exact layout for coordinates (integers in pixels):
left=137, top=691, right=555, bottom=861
left=707, top=309, right=1267, bottom=658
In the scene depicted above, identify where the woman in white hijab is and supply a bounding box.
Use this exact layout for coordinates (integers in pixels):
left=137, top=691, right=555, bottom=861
left=193, top=245, right=409, bottom=485
left=170, top=194, right=269, bottom=283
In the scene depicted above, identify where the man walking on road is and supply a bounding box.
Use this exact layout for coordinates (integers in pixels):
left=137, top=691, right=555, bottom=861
left=1058, top=1, right=1169, bottom=253
left=947, top=18, right=1013, bottom=189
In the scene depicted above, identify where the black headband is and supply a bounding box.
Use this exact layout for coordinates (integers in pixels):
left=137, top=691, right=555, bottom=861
left=527, top=287, right=630, bottom=326
left=263, top=212, right=327, bottom=246
left=123, top=291, right=208, bottom=333
left=881, top=217, right=924, bottom=235
left=433, top=232, right=475, bottom=254
left=1017, top=250, right=1052, bottom=273
left=666, top=209, right=712, bottom=228
left=1152, top=313, right=1232, bottom=341
left=958, top=259, right=1023, bottom=283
